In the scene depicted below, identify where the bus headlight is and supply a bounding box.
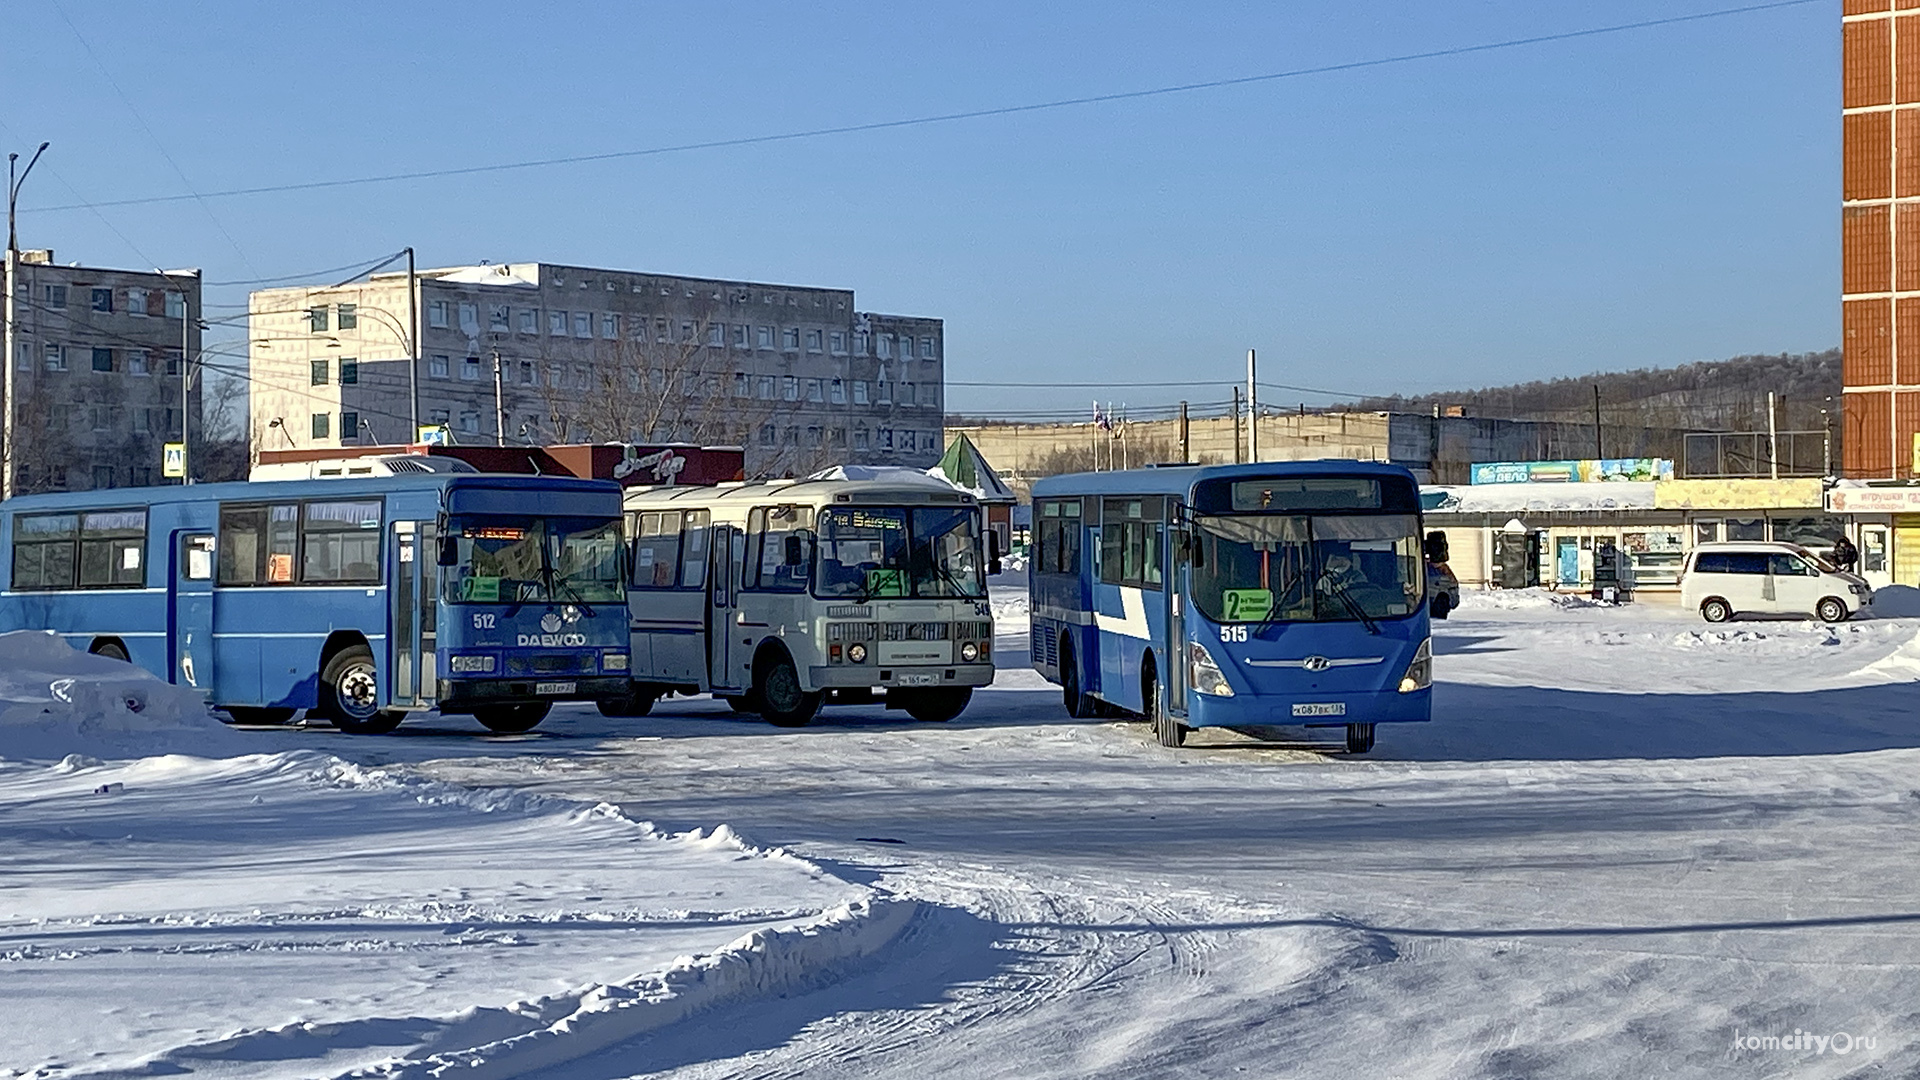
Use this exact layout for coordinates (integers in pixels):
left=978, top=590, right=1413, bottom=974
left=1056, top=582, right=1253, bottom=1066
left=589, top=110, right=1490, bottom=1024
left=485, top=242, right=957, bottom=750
left=960, top=642, right=979, bottom=662
left=1398, top=638, right=1432, bottom=693
left=847, top=642, right=868, bottom=664
left=450, top=654, right=496, bottom=674
left=1188, top=642, right=1234, bottom=697
left=602, top=652, right=629, bottom=672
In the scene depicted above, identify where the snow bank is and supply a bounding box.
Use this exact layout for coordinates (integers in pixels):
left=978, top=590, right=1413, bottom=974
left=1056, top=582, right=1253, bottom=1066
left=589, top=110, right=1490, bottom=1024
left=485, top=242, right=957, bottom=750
left=1869, top=584, right=1920, bottom=618
left=1454, top=587, right=1605, bottom=613
left=0, top=630, right=240, bottom=763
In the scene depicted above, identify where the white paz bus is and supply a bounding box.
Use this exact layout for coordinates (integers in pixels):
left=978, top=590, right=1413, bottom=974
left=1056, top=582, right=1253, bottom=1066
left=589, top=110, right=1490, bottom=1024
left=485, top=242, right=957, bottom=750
left=604, top=470, right=1002, bottom=725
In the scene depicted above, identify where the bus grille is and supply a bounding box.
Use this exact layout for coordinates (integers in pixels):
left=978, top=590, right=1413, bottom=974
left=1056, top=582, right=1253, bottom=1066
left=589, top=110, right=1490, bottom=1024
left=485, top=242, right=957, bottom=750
left=953, top=620, right=993, bottom=641
left=882, top=622, right=949, bottom=641
left=507, top=652, right=592, bottom=675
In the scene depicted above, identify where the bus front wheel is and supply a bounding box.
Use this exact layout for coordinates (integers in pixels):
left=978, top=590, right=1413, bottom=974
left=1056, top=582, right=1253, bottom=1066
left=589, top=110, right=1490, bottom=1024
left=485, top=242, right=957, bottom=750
left=897, top=687, right=971, bottom=723
left=319, top=645, right=403, bottom=735
left=1060, top=639, right=1094, bottom=719
left=597, top=686, right=658, bottom=717
left=476, top=703, right=551, bottom=733
left=756, top=652, right=821, bottom=727
left=1146, top=669, right=1185, bottom=747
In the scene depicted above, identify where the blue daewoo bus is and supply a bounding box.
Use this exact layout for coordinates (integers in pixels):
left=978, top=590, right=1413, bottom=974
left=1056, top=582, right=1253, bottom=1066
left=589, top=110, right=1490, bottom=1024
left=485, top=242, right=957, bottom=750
left=0, top=473, right=628, bottom=734
left=1029, top=461, right=1434, bottom=752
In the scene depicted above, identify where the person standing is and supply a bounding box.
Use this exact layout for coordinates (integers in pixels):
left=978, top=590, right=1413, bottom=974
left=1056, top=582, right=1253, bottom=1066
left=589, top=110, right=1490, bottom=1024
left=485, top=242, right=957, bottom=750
left=1832, top=534, right=1859, bottom=573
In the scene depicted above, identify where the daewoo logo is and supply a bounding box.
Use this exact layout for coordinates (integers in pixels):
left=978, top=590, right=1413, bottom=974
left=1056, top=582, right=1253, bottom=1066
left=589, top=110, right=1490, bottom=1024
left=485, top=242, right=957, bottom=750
left=540, top=613, right=563, bottom=634
left=1301, top=656, right=1332, bottom=672
left=518, top=633, right=588, bottom=647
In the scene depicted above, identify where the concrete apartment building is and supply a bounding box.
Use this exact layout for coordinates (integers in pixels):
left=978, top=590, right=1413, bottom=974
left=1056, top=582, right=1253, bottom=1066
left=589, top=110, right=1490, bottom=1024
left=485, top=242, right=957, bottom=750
left=3, top=249, right=202, bottom=493
left=1842, top=0, right=1920, bottom=476
left=249, top=261, right=945, bottom=477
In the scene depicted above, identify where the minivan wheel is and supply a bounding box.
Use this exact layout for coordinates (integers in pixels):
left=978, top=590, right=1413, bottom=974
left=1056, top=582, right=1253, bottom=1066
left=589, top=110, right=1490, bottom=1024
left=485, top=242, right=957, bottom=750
left=1701, top=598, right=1733, bottom=623
left=1816, top=597, right=1851, bottom=624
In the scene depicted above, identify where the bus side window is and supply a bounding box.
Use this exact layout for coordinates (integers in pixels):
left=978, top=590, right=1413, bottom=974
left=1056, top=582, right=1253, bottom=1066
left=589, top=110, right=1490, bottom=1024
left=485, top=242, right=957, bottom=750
left=77, top=510, right=148, bottom=588
left=681, top=510, right=710, bottom=589
left=11, top=513, right=78, bottom=590
left=632, top=511, right=683, bottom=589
left=219, top=506, right=266, bottom=585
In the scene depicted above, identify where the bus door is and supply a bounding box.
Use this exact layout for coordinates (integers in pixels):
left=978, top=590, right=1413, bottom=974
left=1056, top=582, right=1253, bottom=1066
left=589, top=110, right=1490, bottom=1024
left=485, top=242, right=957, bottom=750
left=706, top=524, right=744, bottom=692
left=388, top=520, right=438, bottom=706
left=169, top=532, right=216, bottom=693
left=1167, top=505, right=1187, bottom=717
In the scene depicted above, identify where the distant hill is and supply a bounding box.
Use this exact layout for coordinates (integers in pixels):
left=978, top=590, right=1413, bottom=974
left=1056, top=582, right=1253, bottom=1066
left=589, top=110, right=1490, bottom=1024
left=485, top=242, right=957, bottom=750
left=1355, top=349, right=1840, bottom=436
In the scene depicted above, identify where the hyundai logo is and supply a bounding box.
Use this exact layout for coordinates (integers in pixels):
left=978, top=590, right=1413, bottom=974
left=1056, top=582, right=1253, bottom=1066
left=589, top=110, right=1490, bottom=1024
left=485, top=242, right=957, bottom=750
left=1301, top=655, right=1332, bottom=672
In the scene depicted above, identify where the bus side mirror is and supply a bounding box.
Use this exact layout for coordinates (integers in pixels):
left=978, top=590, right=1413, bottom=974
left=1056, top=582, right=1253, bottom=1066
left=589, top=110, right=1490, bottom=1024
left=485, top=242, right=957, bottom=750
left=1425, top=530, right=1449, bottom=564
left=437, top=535, right=459, bottom=567
left=987, top=529, right=1002, bottom=576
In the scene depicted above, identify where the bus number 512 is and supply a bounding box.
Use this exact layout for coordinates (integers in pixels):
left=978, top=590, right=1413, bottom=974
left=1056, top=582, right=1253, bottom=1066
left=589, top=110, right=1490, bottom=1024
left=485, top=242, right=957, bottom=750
left=473, top=613, right=497, bottom=630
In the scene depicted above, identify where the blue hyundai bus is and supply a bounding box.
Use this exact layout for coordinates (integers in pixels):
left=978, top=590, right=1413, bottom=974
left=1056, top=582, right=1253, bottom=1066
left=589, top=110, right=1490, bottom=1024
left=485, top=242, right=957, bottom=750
left=0, top=472, right=628, bottom=734
left=1029, top=461, right=1435, bottom=751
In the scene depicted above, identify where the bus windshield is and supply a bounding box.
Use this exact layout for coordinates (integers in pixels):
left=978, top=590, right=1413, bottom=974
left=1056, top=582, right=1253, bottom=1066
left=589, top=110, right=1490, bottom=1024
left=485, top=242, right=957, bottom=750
left=1191, top=512, right=1422, bottom=624
left=814, top=505, right=986, bottom=599
left=445, top=516, right=624, bottom=605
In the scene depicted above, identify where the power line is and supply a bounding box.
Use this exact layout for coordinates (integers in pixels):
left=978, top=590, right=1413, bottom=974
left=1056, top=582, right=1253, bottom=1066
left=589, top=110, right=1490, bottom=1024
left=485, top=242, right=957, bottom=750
left=205, top=252, right=404, bottom=288
left=33, top=0, right=1816, bottom=214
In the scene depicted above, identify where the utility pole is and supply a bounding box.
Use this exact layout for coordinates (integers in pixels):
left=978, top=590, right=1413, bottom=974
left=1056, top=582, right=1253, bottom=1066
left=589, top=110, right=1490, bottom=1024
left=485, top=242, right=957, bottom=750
left=1767, top=391, right=1779, bottom=481
left=1232, top=386, right=1243, bottom=464
left=1177, top=400, right=1189, bottom=464
left=1822, top=396, right=1833, bottom=477
left=1246, top=348, right=1259, bottom=463
left=180, top=276, right=201, bottom=483
left=3, top=141, right=49, bottom=502
left=406, top=246, right=420, bottom=441
left=1591, top=384, right=1603, bottom=460
left=491, top=347, right=506, bottom=447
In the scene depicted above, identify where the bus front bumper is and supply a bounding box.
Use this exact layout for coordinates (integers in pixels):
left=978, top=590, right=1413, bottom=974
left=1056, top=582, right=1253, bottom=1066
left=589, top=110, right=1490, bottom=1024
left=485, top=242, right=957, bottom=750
left=1184, top=686, right=1431, bottom=728
left=808, top=663, right=996, bottom=691
left=437, top=676, right=632, bottom=712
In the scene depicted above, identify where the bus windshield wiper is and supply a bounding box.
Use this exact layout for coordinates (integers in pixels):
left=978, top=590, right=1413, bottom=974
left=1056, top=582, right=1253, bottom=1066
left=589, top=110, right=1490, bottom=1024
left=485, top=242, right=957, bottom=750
left=551, top=573, right=597, bottom=618
left=1323, top=578, right=1381, bottom=635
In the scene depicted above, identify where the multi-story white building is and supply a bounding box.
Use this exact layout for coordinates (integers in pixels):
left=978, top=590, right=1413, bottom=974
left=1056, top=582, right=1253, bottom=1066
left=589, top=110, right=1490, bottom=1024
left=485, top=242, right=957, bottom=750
left=248, top=262, right=946, bottom=476
left=3, top=249, right=203, bottom=492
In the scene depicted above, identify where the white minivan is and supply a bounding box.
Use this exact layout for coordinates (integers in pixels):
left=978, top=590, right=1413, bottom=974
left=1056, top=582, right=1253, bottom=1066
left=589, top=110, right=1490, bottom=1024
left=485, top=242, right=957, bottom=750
left=1679, top=541, right=1874, bottom=624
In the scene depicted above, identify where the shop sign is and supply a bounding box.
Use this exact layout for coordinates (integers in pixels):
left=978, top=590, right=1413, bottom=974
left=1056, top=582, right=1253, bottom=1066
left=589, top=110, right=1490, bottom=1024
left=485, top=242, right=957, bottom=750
left=1826, top=486, right=1920, bottom=513
left=1470, top=459, right=1674, bottom=485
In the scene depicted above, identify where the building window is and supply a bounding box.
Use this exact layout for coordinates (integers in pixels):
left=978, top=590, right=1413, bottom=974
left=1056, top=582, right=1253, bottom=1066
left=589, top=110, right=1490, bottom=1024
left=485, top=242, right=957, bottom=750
left=429, top=354, right=451, bottom=379
left=429, top=408, right=450, bottom=426
left=757, top=375, right=775, bottom=400
left=517, top=308, right=537, bottom=334
left=628, top=318, right=647, bottom=342
left=807, top=426, right=823, bottom=448
left=339, top=359, right=358, bottom=385
left=879, top=427, right=894, bottom=449
left=127, top=288, right=148, bottom=317
left=489, top=304, right=510, bottom=331
left=602, top=313, right=619, bottom=339
left=520, top=360, right=535, bottom=384
left=854, top=428, right=870, bottom=450
left=90, top=288, right=113, bottom=313
left=547, top=364, right=562, bottom=388
left=428, top=299, right=450, bottom=328
left=784, top=426, right=799, bottom=446
left=462, top=356, right=481, bottom=381
left=830, top=378, right=846, bottom=404
left=900, top=336, right=916, bottom=360
left=680, top=321, right=695, bottom=343
left=341, top=411, right=359, bottom=440
left=830, top=427, right=847, bottom=448
left=656, top=317, right=670, bottom=342
left=877, top=381, right=892, bottom=405
left=853, top=381, right=869, bottom=405
left=127, top=350, right=150, bottom=376
left=164, top=349, right=182, bottom=376
left=759, top=423, right=777, bottom=447
left=164, top=291, right=184, bottom=318
left=132, top=409, right=150, bottom=435
left=308, top=306, right=330, bottom=332
left=310, top=359, right=329, bottom=386
left=338, top=303, right=358, bottom=329
left=91, top=465, right=114, bottom=489
left=460, top=413, right=480, bottom=435
left=806, top=378, right=824, bottom=403
left=854, top=329, right=869, bottom=355
left=44, top=284, right=66, bottom=308
left=920, top=336, right=937, bottom=358
left=549, top=310, right=568, bottom=336
left=733, top=372, right=749, bottom=397
left=92, top=348, right=114, bottom=373
left=830, top=330, right=846, bottom=354
left=91, top=406, right=112, bottom=431
left=458, top=303, right=479, bottom=331
left=782, top=327, right=800, bottom=350
left=756, top=325, right=774, bottom=349
left=782, top=376, right=798, bottom=401
left=311, top=412, right=331, bottom=440
left=805, top=329, right=823, bottom=352
left=878, top=334, right=893, bottom=358
left=901, top=430, right=917, bottom=452
left=707, top=323, right=724, bottom=346
left=733, top=324, right=749, bottom=348
left=574, top=312, right=592, bottom=338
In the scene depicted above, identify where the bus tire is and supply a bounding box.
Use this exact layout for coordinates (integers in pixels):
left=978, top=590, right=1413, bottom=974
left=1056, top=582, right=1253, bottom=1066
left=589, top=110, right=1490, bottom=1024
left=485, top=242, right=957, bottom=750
left=319, top=645, right=403, bottom=735
left=1060, top=638, right=1093, bottom=719
left=475, top=703, right=551, bottom=733
left=719, top=695, right=759, bottom=714
left=90, top=640, right=130, bottom=662
left=755, top=650, right=821, bottom=727
left=1346, top=723, right=1376, bottom=755
left=1147, top=668, right=1185, bottom=747
left=597, top=687, right=657, bottom=717
left=222, top=707, right=295, bottom=726
left=899, top=687, right=972, bottom=723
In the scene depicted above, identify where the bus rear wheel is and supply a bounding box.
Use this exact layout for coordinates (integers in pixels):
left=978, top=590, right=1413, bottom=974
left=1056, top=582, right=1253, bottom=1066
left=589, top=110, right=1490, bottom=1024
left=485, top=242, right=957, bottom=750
left=1345, top=723, right=1376, bottom=755
left=718, top=695, right=758, bottom=714
left=1060, top=639, right=1094, bottom=719
left=476, top=703, right=551, bottom=733
left=90, top=641, right=130, bottom=662
left=597, top=686, right=658, bottom=717
left=897, top=687, right=972, bottom=723
left=756, top=652, right=821, bottom=727
left=319, top=645, right=403, bottom=735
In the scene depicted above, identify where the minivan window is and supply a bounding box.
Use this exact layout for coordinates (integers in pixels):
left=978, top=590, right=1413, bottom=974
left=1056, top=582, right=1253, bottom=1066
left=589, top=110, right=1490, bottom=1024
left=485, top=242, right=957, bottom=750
left=1768, top=554, right=1814, bottom=577
left=1694, top=552, right=1768, bottom=575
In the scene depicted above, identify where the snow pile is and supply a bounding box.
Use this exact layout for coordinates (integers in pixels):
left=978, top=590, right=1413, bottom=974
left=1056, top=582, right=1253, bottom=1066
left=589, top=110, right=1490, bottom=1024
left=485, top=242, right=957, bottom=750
left=0, top=630, right=240, bottom=763
left=1868, top=584, right=1920, bottom=618
left=1455, top=587, right=1605, bottom=613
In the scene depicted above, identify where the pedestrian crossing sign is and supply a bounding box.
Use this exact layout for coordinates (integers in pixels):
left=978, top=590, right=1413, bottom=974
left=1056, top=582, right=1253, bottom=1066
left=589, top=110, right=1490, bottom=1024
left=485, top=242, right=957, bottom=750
left=162, top=442, right=186, bottom=479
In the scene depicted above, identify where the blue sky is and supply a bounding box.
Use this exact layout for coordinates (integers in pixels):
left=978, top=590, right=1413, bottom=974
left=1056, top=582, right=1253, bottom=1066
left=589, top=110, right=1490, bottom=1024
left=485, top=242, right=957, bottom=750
left=2, top=0, right=1833, bottom=419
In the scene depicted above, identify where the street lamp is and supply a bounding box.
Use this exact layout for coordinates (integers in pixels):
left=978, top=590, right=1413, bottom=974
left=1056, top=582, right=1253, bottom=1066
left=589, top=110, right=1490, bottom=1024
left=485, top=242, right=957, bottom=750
left=3, top=140, right=49, bottom=501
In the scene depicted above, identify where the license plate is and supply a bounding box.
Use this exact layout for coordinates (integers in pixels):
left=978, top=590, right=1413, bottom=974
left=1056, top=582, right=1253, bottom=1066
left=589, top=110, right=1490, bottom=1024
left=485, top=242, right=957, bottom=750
left=1292, top=702, right=1346, bottom=717
left=535, top=681, right=576, bottom=696
left=896, top=673, right=939, bottom=687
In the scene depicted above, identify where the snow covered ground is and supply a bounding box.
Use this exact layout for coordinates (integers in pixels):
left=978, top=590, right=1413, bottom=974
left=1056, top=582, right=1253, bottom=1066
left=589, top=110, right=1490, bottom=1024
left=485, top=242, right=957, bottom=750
left=8, top=586, right=1920, bottom=1077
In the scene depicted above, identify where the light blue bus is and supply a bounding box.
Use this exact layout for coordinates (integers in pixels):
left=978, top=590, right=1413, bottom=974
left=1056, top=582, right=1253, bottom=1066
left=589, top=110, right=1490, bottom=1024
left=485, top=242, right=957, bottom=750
left=0, top=472, right=629, bottom=734
left=1029, top=461, right=1434, bottom=751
